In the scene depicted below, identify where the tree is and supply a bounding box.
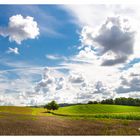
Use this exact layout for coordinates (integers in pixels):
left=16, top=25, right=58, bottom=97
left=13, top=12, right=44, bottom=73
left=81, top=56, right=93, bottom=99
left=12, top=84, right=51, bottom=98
left=44, top=100, right=59, bottom=111
left=88, top=101, right=93, bottom=104
left=93, top=101, right=98, bottom=104
left=101, top=99, right=114, bottom=104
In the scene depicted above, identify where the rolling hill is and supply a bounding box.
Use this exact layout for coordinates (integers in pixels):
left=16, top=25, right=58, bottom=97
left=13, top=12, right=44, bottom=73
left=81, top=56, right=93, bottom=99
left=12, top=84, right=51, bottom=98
left=0, top=104, right=140, bottom=120
left=53, top=104, right=140, bottom=120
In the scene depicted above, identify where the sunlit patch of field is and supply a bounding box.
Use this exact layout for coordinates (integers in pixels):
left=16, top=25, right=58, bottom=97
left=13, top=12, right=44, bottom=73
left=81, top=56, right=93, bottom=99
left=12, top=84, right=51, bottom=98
left=52, top=104, right=140, bottom=120
left=0, top=106, right=33, bottom=115
left=0, top=106, right=50, bottom=116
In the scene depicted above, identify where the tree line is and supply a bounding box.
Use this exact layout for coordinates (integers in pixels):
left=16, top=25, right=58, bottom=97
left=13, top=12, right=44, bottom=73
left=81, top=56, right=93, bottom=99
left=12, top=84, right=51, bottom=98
left=88, top=97, right=140, bottom=106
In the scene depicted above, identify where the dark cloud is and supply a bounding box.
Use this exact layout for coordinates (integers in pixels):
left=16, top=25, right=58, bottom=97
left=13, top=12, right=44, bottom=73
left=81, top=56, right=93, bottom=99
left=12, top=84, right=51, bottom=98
left=68, top=73, right=85, bottom=84
left=94, top=17, right=135, bottom=65
left=116, top=74, right=140, bottom=93
left=102, top=56, right=127, bottom=66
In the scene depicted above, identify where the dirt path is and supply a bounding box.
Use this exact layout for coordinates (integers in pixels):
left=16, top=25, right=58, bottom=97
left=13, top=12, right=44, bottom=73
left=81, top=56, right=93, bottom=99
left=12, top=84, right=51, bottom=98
left=0, top=113, right=140, bottom=135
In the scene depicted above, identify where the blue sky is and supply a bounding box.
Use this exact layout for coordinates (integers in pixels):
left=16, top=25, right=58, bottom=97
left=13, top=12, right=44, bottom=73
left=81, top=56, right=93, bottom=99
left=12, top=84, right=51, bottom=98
left=0, top=5, right=140, bottom=105
left=0, top=5, right=79, bottom=68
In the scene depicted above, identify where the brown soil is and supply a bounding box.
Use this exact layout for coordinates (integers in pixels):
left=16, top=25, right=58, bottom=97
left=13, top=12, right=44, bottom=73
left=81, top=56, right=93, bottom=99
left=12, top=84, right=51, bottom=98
left=0, top=113, right=140, bottom=135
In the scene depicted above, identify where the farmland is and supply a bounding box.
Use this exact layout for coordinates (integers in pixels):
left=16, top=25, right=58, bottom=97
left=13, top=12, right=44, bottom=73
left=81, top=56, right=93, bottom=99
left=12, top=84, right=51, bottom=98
left=53, top=104, right=140, bottom=120
left=0, top=104, right=140, bottom=135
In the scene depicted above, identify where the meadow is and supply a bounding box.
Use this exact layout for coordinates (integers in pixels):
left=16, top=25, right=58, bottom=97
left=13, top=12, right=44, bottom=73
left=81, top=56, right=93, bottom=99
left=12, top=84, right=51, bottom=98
left=0, top=104, right=140, bottom=135
left=53, top=104, right=140, bottom=120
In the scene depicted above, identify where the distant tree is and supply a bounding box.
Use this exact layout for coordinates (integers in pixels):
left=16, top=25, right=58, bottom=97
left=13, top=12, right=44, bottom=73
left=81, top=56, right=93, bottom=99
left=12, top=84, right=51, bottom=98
left=101, top=100, right=106, bottom=104
left=106, top=99, right=114, bottom=104
left=93, top=101, right=98, bottom=104
left=127, top=98, right=135, bottom=106
left=44, top=100, right=59, bottom=111
left=99, top=97, right=140, bottom=106
left=88, top=101, right=93, bottom=104
left=101, top=99, right=114, bottom=104
left=135, top=98, right=140, bottom=106
left=114, top=97, right=140, bottom=106
left=115, top=97, right=128, bottom=105
left=88, top=101, right=98, bottom=104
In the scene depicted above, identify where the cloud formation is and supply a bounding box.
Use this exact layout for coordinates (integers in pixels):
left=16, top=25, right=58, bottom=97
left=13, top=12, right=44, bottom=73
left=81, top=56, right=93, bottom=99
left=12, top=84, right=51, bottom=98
left=0, top=14, right=39, bottom=44
left=95, top=17, right=135, bottom=65
left=68, top=72, right=85, bottom=84
left=79, top=17, right=135, bottom=66
left=1, top=5, right=140, bottom=105
left=116, top=63, right=140, bottom=94
left=35, top=67, right=66, bottom=94
left=63, top=5, right=140, bottom=66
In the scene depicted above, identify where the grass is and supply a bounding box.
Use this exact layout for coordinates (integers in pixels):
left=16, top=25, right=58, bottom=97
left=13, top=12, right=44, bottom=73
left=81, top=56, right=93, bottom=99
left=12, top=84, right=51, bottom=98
left=52, top=104, right=140, bottom=120
left=0, top=106, right=33, bottom=115
left=0, top=106, right=50, bottom=116
left=54, top=104, right=140, bottom=114
left=1, top=104, right=140, bottom=120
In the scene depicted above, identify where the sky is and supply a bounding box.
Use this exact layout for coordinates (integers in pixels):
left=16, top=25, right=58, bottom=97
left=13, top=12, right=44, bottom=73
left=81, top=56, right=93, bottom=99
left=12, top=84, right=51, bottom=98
left=0, top=5, right=140, bottom=106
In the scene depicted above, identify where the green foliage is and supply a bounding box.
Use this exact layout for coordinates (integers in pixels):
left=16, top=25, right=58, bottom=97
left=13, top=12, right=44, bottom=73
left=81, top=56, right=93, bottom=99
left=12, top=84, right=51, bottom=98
left=93, top=101, right=98, bottom=104
left=114, top=97, right=140, bottom=106
left=44, top=100, right=59, bottom=110
left=101, top=99, right=114, bottom=104
left=88, top=101, right=98, bottom=104
left=88, top=101, right=93, bottom=104
left=96, top=97, right=140, bottom=106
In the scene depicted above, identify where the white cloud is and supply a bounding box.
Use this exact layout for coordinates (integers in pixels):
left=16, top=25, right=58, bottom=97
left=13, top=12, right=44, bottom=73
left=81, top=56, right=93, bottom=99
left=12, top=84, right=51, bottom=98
left=46, top=54, right=67, bottom=61
left=68, top=72, right=85, bottom=84
left=34, top=67, right=67, bottom=95
left=116, top=63, right=140, bottom=94
left=0, top=61, right=140, bottom=105
left=78, top=16, right=135, bottom=66
left=1, top=5, right=140, bottom=105
left=0, top=14, right=39, bottom=44
left=6, top=47, right=19, bottom=55
left=63, top=5, right=140, bottom=62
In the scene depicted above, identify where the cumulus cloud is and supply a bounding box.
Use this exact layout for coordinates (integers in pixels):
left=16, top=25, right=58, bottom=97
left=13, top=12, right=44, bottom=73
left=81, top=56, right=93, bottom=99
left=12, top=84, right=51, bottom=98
left=1, top=5, right=140, bottom=105
left=115, top=63, right=140, bottom=94
left=68, top=72, right=85, bottom=84
left=35, top=67, right=66, bottom=94
left=6, top=47, right=19, bottom=55
left=1, top=63, right=140, bottom=105
left=55, top=77, right=66, bottom=90
left=0, top=14, right=39, bottom=44
left=95, top=17, right=135, bottom=65
left=63, top=5, right=140, bottom=66
left=79, top=17, right=135, bottom=66
left=116, top=76, right=140, bottom=93
left=75, top=46, right=98, bottom=64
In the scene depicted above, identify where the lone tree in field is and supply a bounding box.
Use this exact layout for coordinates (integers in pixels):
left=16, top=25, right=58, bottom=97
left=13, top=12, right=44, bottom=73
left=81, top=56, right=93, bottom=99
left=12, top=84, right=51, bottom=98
left=44, top=100, right=59, bottom=111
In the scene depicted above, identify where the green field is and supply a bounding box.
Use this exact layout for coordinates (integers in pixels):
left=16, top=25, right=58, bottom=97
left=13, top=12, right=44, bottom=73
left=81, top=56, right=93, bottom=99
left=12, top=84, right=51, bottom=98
left=52, top=104, right=140, bottom=120
left=0, top=104, right=140, bottom=120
